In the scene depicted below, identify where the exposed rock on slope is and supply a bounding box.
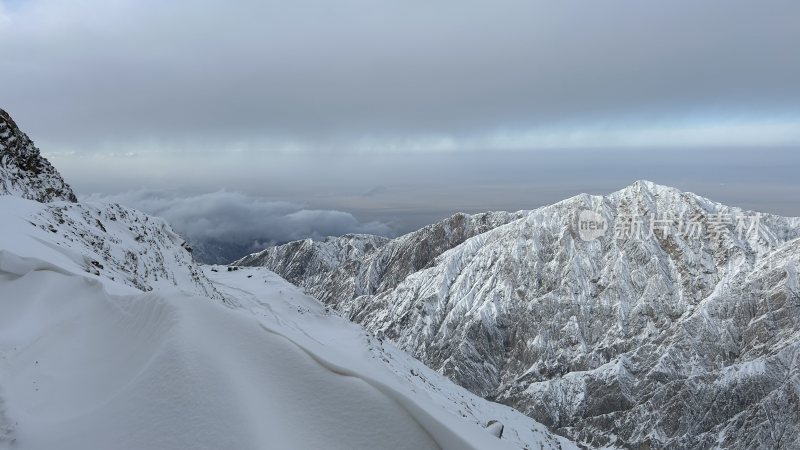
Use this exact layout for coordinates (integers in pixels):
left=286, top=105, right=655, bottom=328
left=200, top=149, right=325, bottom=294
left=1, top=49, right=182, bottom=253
left=0, top=195, right=223, bottom=302
left=243, top=181, right=800, bottom=449
left=0, top=108, right=77, bottom=203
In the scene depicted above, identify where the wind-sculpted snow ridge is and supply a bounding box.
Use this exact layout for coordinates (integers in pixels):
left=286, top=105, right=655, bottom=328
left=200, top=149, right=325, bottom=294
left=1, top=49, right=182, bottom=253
left=1, top=265, right=451, bottom=450
left=0, top=109, right=77, bottom=203
left=251, top=180, right=800, bottom=449
left=203, top=266, right=579, bottom=450
left=0, top=202, right=578, bottom=450
left=0, top=196, right=222, bottom=301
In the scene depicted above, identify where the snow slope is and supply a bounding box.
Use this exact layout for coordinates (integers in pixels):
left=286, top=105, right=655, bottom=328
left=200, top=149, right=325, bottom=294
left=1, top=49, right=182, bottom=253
left=0, top=267, right=447, bottom=450
left=204, top=265, right=577, bottom=450
left=0, top=195, right=221, bottom=301
left=0, top=199, right=576, bottom=449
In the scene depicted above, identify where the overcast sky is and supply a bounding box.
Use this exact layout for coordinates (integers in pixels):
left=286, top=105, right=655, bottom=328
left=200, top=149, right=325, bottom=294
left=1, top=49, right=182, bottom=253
left=2, top=0, right=799, bottom=256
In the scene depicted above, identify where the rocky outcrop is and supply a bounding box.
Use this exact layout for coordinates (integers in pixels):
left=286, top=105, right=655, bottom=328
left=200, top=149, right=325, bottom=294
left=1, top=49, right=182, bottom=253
left=0, top=107, right=220, bottom=301
left=0, top=108, right=77, bottom=203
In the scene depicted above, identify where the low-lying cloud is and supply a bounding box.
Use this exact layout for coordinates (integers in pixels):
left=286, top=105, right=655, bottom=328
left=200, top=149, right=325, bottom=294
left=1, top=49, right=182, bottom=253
left=84, top=190, right=394, bottom=263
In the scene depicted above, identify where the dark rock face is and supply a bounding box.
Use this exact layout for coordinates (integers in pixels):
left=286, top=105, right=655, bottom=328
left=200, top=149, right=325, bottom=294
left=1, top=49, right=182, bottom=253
left=244, top=181, right=800, bottom=449
left=0, top=108, right=77, bottom=203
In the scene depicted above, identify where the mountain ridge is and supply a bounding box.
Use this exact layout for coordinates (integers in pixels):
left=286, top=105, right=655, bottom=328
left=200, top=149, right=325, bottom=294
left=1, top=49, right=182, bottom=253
left=239, top=179, right=800, bottom=449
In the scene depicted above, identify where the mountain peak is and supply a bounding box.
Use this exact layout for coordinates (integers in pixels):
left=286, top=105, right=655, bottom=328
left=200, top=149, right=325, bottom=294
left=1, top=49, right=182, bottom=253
left=629, top=178, right=657, bottom=189
left=623, top=179, right=674, bottom=194
left=0, top=107, right=77, bottom=203
left=605, top=179, right=691, bottom=206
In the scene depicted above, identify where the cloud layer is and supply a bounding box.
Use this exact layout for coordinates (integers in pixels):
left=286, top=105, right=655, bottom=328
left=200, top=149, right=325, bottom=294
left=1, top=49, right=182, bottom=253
left=84, top=190, right=393, bottom=263
left=4, top=0, right=799, bottom=260
left=2, top=0, right=799, bottom=151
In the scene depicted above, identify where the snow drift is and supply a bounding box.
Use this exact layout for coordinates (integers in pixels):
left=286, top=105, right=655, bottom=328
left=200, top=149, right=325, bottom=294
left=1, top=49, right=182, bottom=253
left=0, top=194, right=575, bottom=449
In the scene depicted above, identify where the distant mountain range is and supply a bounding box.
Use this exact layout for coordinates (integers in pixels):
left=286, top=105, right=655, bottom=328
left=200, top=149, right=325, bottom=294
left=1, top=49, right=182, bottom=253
left=237, top=180, right=800, bottom=449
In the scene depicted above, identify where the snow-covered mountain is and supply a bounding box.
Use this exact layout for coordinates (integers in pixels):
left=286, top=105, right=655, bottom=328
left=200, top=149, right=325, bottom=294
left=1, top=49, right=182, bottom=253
left=0, top=108, right=76, bottom=203
left=0, top=108, right=575, bottom=449
left=240, top=181, right=800, bottom=449
left=234, top=211, right=526, bottom=305
left=235, top=234, right=390, bottom=285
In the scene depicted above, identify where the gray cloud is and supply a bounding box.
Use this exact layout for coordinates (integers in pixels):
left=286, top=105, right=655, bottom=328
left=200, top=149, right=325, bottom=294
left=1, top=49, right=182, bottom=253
left=1, top=0, right=799, bottom=150
left=3, top=0, right=799, bottom=258
left=76, top=147, right=800, bottom=247
left=84, top=190, right=393, bottom=263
